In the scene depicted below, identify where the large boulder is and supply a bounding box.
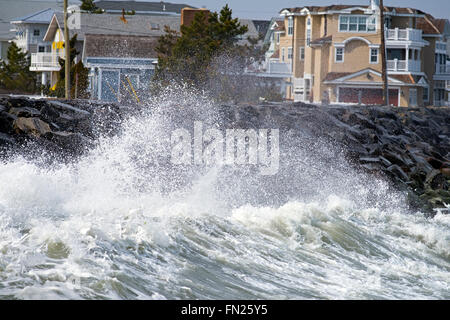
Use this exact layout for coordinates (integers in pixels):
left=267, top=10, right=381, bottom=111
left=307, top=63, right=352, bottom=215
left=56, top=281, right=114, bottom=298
left=13, top=117, right=51, bottom=137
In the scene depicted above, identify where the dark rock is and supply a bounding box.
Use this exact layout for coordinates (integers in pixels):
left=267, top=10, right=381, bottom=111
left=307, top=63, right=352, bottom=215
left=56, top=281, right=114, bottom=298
left=13, top=117, right=51, bottom=137
left=9, top=107, right=41, bottom=117
left=386, top=164, right=409, bottom=182
left=0, top=132, right=15, bottom=145
left=0, top=111, right=17, bottom=134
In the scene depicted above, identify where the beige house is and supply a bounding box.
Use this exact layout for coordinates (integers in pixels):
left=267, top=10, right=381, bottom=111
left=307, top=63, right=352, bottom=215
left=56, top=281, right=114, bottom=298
left=268, top=0, right=450, bottom=106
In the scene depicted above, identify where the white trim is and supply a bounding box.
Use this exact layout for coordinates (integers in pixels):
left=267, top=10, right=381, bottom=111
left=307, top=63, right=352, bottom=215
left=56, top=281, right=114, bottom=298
left=324, top=68, right=404, bottom=84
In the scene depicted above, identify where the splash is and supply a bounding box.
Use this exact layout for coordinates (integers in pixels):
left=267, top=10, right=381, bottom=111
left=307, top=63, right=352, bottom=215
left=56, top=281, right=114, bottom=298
left=0, top=87, right=448, bottom=299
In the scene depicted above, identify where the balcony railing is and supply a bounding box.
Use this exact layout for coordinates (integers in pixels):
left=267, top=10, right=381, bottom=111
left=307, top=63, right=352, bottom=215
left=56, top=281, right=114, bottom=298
left=385, top=28, right=423, bottom=42
left=30, top=52, right=60, bottom=70
left=387, top=59, right=421, bottom=72
left=436, top=42, right=447, bottom=52
left=435, top=64, right=450, bottom=74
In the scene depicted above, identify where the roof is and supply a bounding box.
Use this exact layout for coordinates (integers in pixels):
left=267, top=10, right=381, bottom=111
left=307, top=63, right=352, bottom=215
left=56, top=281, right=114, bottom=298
left=270, top=50, right=280, bottom=59
left=11, top=8, right=56, bottom=24
left=323, top=68, right=427, bottom=85
left=417, top=16, right=441, bottom=35
left=324, top=72, right=352, bottom=82
left=280, top=5, right=426, bottom=16
left=83, top=33, right=159, bottom=58
left=237, top=19, right=262, bottom=45
left=45, top=12, right=181, bottom=41
left=94, top=1, right=195, bottom=15
left=274, top=24, right=285, bottom=32
left=252, top=20, right=271, bottom=37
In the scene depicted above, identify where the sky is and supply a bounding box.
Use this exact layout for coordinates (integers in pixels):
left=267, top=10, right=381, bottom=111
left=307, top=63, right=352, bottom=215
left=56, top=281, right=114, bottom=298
left=11, top=0, right=450, bottom=20
left=183, top=0, right=450, bottom=20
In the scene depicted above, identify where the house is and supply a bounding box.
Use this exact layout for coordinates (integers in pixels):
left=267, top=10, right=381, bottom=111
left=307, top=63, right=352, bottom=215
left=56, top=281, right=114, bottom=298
left=263, top=0, right=450, bottom=107
left=10, top=8, right=56, bottom=82
left=30, top=12, right=180, bottom=98
left=0, top=0, right=68, bottom=62
left=83, top=34, right=158, bottom=102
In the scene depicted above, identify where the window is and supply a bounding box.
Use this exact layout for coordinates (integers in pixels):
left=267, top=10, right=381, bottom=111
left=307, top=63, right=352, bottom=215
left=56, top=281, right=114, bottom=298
left=335, top=47, right=344, bottom=62
left=299, top=47, right=305, bottom=61
left=38, top=46, right=45, bottom=53
left=423, top=87, right=429, bottom=102
left=288, top=47, right=293, bottom=60
left=368, top=17, right=376, bottom=31
left=276, top=33, right=280, bottom=44
left=306, top=29, right=311, bottom=46
left=358, top=17, right=367, bottom=31
left=307, top=18, right=311, bottom=26
left=349, top=17, right=358, bottom=31
left=288, top=17, right=293, bottom=35
left=281, top=47, right=285, bottom=62
left=339, top=15, right=376, bottom=32
left=370, top=48, right=379, bottom=63
left=409, top=88, right=417, bottom=106
left=33, top=29, right=40, bottom=36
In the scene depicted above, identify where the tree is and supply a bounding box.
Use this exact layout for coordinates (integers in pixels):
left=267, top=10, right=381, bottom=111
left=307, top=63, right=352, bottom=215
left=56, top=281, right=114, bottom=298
left=154, top=5, right=278, bottom=103
left=80, top=0, right=103, bottom=13
left=0, top=42, right=37, bottom=93
left=154, top=5, right=248, bottom=86
left=50, top=34, right=89, bottom=98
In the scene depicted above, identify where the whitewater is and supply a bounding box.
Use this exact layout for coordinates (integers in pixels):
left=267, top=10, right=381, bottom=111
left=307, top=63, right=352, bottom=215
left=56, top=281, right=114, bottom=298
left=0, top=89, right=448, bottom=299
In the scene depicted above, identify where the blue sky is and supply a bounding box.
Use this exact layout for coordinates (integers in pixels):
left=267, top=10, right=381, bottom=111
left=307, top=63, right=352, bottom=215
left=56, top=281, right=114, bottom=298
left=22, top=0, right=450, bottom=20
left=176, top=0, right=450, bottom=20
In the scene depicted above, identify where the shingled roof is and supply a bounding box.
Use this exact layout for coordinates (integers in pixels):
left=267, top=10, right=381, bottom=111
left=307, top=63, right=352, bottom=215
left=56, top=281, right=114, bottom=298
left=83, top=33, right=159, bottom=58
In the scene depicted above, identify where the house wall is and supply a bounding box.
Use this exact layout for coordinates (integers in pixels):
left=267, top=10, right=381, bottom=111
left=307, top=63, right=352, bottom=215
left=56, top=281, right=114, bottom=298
left=293, top=16, right=305, bottom=78
left=330, top=40, right=380, bottom=73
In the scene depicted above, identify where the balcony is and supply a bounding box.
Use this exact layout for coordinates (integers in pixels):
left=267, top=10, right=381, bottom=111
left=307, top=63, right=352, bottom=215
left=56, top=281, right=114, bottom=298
left=30, top=53, right=61, bottom=71
left=385, top=28, right=423, bottom=43
left=387, top=59, right=421, bottom=72
left=433, top=64, right=450, bottom=81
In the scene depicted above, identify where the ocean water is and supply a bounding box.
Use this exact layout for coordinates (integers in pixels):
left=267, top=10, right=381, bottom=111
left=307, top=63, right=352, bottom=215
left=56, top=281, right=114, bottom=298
left=0, top=89, right=448, bottom=299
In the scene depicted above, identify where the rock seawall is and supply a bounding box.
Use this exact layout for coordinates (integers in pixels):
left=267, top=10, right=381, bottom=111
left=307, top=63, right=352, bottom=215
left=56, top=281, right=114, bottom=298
left=0, top=95, right=449, bottom=213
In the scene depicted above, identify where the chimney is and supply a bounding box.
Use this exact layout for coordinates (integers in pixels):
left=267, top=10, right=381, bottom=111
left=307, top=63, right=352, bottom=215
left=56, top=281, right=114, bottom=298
left=180, top=7, right=210, bottom=27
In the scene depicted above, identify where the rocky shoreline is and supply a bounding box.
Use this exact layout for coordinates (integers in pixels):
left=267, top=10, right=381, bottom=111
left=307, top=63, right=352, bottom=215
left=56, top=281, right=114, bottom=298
left=0, top=95, right=449, bottom=214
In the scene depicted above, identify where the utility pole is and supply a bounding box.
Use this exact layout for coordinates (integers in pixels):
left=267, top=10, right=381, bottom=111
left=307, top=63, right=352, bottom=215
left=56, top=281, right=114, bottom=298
left=379, top=0, right=389, bottom=105
left=64, top=0, right=70, bottom=99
